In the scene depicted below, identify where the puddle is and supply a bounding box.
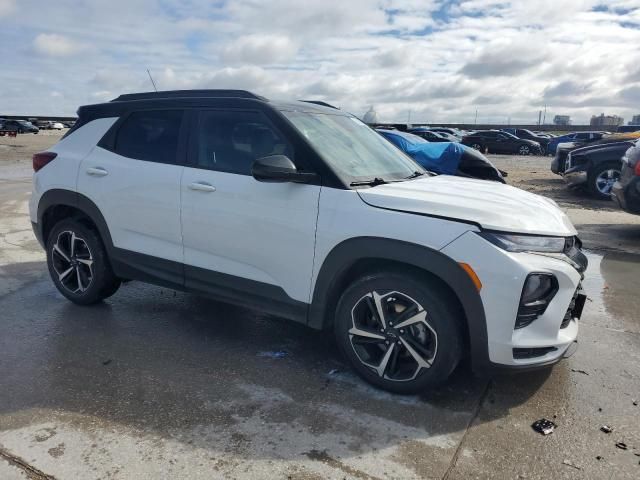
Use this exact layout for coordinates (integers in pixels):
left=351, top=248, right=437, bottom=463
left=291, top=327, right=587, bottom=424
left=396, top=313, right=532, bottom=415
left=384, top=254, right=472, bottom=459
left=581, top=250, right=640, bottom=334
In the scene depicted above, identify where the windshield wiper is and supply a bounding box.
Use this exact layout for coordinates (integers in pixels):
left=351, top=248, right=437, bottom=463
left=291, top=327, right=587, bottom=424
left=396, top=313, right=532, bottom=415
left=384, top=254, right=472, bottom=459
left=404, top=171, right=426, bottom=179
left=349, top=177, right=388, bottom=187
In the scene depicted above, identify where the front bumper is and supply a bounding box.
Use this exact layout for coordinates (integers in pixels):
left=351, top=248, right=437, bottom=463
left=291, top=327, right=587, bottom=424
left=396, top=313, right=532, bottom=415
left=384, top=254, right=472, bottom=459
left=441, top=231, right=585, bottom=369
left=563, top=167, right=588, bottom=187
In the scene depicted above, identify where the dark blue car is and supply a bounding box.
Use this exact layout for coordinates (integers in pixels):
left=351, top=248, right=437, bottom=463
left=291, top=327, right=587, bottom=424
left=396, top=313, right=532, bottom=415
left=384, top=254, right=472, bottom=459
left=377, top=129, right=505, bottom=182
left=547, top=131, right=607, bottom=155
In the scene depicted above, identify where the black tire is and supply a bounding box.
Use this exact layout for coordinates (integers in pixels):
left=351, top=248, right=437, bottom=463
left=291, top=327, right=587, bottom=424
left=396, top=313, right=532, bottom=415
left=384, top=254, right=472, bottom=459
left=471, top=142, right=483, bottom=151
left=587, top=161, right=621, bottom=200
left=334, top=271, right=463, bottom=394
left=46, top=219, right=120, bottom=305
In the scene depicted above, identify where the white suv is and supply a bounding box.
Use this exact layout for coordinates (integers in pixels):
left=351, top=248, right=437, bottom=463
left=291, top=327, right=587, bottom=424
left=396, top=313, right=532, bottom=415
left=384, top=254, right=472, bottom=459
left=29, top=90, right=588, bottom=393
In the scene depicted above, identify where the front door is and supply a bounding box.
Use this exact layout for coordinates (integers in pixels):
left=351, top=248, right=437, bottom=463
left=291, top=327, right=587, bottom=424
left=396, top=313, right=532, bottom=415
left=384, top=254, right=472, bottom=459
left=180, top=109, right=320, bottom=313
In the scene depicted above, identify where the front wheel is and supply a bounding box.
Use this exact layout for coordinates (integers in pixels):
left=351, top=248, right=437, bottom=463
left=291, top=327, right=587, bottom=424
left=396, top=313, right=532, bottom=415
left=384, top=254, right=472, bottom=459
left=46, top=219, right=121, bottom=305
left=334, top=271, right=462, bottom=394
left=518, top=145, right=531, bottom=155
left=471, top=143, right=483, bottom=151
left=588, top=161, right=621, bottom=200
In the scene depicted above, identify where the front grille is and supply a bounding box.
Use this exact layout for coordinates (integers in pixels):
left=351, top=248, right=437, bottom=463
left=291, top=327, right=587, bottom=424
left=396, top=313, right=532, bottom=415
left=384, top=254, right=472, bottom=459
left=513, top=347, right=558, bottom=360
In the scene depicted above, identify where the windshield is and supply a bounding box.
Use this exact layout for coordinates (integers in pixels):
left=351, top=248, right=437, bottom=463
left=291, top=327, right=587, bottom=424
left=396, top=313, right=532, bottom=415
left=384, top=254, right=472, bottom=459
left=282, top=111, right=423, bottom=183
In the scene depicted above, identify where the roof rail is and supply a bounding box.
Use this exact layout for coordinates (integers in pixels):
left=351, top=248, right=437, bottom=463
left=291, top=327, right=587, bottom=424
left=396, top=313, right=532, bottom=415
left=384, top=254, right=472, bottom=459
left=111, top=90, right=265, bottom=102
left=300, top=100, right=339, bottom=110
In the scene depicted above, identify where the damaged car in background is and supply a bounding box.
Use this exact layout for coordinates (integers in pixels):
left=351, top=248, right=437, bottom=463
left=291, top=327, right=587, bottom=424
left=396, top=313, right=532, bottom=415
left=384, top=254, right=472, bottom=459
left=554, top=141, right=635, bottom=199
left=377, top=128, right=506, bottom=182
left=612, top=139, right=640, bottom=215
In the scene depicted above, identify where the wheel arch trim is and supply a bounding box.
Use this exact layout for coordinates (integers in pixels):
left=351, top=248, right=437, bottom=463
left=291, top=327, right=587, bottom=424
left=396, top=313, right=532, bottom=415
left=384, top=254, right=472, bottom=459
left=36, top=189, right=114, bottom=251
left=308, top=236, right=490, bottom=370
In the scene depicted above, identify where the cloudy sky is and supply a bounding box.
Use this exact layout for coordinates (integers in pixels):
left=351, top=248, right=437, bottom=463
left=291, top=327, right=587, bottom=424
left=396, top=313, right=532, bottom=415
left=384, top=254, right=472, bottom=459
left=1, top=0, right=639, bottom=124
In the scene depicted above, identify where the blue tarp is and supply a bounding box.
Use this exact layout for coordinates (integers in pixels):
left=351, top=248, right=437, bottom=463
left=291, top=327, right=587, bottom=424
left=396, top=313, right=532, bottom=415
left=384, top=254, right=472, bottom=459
left=378, top=130, right=463, bottom=174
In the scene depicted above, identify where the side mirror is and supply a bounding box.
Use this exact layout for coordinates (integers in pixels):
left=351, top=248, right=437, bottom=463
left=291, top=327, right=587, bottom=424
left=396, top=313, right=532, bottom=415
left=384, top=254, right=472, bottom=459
left=251, top=155, right=318, bottom=184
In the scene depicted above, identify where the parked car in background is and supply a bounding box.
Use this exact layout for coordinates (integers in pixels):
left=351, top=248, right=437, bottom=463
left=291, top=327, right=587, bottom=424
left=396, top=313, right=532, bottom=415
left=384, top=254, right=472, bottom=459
left=501, top=128, right=551, bottom=154
left=51, top=122, right=65, bottom=130
left=548, top=131, right=608, bottom=156
left=377, top=129, right=505, bottom=182
left=35, top=120, right=52, bottom=129
left=461, top=130, right=541, bottom=155
left=616, top=125, right=640, bottom=133
left=561, top=141, right=634, bottom=199
left=612, top=140, right=640, bottom=214
left=407, top=128, right=459, bottom=142
left=428, top=127, right=464, bottom=139
left=0, top=119, right=39, bottom=134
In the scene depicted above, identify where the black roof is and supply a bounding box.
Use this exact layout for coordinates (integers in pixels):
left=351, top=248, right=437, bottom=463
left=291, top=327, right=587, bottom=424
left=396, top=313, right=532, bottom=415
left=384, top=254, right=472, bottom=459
left=111, top=89, right=266, bottom=102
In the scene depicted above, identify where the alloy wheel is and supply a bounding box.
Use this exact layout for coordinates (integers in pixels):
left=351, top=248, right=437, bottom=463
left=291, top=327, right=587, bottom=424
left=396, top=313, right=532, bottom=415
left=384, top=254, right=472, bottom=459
left=471, top=143, right=482, bottom=151
left=348, top=290, right=437, bottom=382
left=518, top=145, right=530, bottom=155
left=51, top=230, right=94, bottom=293
left=595, top=169, right=620, bottom=196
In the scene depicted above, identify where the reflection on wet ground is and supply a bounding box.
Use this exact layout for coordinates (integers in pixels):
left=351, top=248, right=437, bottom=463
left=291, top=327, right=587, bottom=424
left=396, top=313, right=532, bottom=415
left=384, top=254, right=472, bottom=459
left=0, top=251, right=639, bottom=478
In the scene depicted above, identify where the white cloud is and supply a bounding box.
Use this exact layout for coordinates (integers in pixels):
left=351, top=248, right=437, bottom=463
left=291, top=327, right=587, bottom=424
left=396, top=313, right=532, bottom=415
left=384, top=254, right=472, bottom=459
left=33, top=33, right=83, bottom=56
left=0, top=0, right=16, bottom=17
left=220, top=34, right=297, bottom=65
left=0, top=0, right=638, bottom=123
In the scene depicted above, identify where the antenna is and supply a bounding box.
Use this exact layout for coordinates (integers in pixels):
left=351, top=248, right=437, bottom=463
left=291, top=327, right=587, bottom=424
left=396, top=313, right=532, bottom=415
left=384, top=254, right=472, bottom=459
left=146, top=69, right=158, bottom=92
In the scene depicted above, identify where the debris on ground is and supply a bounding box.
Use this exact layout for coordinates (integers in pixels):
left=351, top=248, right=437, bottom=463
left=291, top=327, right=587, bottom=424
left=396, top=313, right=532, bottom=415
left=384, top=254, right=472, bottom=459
left=633, top=400, right=638, bottom=406
left=596, top=456, right=603, bottom=461
left=102, top=359, right=112, bottom=366
left=615, top=442, right=628, bottom=450
left=562, top=459, right=581, bottom=470
left=571, top=368, right=589, bottom=375
left=531, top=418, right=556, bottom=435
left=328, top=369, right=340, bottom=375
left=600, top=425, right=613, bottom=434
left=257, top=350, right=289, bottom=359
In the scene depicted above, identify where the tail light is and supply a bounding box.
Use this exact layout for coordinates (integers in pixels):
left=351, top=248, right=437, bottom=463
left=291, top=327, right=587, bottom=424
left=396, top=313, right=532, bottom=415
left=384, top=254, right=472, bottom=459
left=33, top=152, right=57, bottom=172
left=635, top=161, right=640, bottom=176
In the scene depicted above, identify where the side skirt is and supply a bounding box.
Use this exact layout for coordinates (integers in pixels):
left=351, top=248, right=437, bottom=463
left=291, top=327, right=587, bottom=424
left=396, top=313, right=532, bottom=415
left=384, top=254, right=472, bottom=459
left=110, top=248, right=309, bottom=324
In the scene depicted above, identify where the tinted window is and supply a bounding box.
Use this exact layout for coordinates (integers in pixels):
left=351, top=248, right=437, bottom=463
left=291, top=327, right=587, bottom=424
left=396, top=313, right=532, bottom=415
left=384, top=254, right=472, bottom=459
left=195, top=110, right=293, bottom=175
left=481, top=131, right=498, bottom=138
left=115, top=110, right=183, bottom=164
left=575, top=133, right=589, bottom=140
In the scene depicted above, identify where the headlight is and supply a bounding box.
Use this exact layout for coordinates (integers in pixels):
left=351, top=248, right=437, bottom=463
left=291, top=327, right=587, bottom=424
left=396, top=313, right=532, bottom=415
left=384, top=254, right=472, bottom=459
left=479, top=232, right=565, bottom=253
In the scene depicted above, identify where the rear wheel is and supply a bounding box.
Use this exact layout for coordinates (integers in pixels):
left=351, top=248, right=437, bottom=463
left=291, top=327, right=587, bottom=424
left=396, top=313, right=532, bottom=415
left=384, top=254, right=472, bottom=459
left=588, top=161, right=621, bottom=200
left=46, top=219, right=120, bottom=305
left=334, top=271, right=463, bottom=394
left=471, top=143, right=483, bottom=151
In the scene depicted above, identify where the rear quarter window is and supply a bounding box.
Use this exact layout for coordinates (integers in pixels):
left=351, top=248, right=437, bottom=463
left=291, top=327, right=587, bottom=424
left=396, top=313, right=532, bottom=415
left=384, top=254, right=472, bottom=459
left=114, top=110, right=184, bottom=164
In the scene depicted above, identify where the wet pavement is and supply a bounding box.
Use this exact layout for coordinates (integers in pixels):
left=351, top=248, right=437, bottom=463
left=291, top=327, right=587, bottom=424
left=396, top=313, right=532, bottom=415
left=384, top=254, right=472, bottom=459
left=1, top=143, right=639, bottom=479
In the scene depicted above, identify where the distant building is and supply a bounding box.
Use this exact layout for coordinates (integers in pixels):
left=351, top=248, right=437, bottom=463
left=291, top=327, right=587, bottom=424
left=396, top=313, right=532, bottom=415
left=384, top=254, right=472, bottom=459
left=590, top=113, right=624, bottom=127
left=630, top=115, right=640, bottom=125
left=362, top=106, right=378, bottom=124
left=553, top=115, right=571, bottom=126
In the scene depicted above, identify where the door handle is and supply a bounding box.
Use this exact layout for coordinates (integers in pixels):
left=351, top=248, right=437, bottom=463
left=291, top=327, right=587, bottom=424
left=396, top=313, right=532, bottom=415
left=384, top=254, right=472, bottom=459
left=86, top=167, right=108, bottom=177
left=188, top=182, right=216, bottom=192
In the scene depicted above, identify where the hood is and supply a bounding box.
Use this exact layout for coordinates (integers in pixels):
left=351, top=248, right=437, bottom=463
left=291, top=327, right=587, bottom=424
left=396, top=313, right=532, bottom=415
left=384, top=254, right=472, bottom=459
left=572, top=141, right=633, bottom=157
left=358, top=176, right=576, bottom=236
left=521, top=139, right=541, bottom=147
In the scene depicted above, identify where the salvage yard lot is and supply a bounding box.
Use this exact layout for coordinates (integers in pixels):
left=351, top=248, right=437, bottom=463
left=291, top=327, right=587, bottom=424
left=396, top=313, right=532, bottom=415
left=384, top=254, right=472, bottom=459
left=1, top=132, right=639, bottom=479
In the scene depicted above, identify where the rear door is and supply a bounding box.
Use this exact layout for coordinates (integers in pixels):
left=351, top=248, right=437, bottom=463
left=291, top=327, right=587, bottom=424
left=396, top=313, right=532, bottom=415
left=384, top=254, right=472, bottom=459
left=77, top=109, right=186, bottom=285
left=180, top=108, right=320, bottom=310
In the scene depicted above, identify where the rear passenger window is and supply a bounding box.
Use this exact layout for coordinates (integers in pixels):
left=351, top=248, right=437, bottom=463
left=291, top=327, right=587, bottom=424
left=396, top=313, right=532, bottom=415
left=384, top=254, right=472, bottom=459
left=115, top=110, right=183, bottom=164
left=195, top=110, right=293, bottom=175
